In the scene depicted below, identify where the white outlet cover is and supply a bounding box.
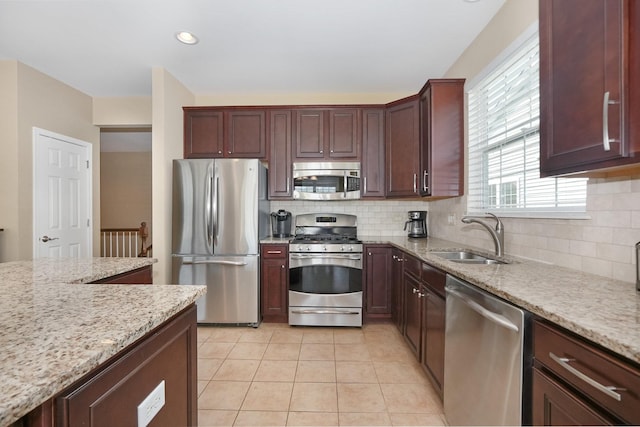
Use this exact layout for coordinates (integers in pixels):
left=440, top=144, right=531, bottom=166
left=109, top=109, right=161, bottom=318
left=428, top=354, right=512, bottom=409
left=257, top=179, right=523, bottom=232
left=137, top=380, right=165, bottom=427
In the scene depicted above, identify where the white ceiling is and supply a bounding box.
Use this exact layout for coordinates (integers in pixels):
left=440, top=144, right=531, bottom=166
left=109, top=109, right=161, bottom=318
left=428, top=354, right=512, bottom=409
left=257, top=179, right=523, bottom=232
left=0, top=0, right=505, bottom=98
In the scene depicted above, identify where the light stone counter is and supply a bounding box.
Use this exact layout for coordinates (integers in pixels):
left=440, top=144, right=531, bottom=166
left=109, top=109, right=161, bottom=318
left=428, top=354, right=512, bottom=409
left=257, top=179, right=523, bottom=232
left=0, top=258, right=206, bottom=427
left=361, top=236, right=640, bottom=365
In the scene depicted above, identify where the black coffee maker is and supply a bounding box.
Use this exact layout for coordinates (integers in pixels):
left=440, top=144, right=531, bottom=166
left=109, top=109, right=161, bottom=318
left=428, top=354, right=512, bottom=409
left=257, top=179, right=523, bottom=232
left=404, top=210, right=428, bottom=238
left=270, top=210, right=292, bottom=237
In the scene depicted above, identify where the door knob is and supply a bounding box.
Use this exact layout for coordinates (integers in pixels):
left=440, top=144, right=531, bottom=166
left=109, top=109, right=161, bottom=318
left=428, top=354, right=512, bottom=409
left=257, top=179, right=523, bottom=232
left=40, top=235, right=59, bottom=242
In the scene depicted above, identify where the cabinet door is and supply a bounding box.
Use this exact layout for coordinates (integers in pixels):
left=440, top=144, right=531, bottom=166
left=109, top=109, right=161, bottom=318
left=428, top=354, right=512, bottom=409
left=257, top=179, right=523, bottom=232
left=539, top=0, right=628, bottom=176
left=386, top=97, right=420, bottom=197
left=361, top=109, right=385, bottom=198
left=260, top=245, right=289, bottom=323
left=184, top=109, right=224, bottom=158
left=422, top=286, right=445, bottom=397
left=294, top=110, right=326, bottom=159
left=420, top=80, right=464, bottom=197
left=268, top=110, right=293, bottom=199
left=364, top=245, right=392, bottom=320
left=226, top=110, right=266, bottom=159
left=532, top=368, right=615, bottom=426
left=403, top=271, right=422, bottom=358
left=328, top=109, right=360, bottom=159
left=391, top=249, right=404, bottom=333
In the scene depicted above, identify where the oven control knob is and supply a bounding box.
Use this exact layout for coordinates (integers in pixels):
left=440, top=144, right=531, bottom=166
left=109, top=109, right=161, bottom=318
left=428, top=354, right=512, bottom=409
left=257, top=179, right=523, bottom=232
left=323, top=246, right=327, bottom=251
left=306, top=246, right=311, bottom=251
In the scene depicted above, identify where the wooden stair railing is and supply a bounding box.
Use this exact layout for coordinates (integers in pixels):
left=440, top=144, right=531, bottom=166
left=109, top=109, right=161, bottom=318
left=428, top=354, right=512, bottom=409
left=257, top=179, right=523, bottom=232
left=100, top=222, right=152, bottom=257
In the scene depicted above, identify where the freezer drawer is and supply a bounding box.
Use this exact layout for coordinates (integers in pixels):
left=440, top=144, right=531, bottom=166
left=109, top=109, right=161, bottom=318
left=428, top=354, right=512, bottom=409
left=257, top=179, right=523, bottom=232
left=172, top=255, right=260, bottom=325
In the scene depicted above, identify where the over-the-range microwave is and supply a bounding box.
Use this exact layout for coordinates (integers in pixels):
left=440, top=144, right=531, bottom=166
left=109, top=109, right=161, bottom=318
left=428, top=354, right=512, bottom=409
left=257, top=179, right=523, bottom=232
left=292, top=162, right=361, bottom=200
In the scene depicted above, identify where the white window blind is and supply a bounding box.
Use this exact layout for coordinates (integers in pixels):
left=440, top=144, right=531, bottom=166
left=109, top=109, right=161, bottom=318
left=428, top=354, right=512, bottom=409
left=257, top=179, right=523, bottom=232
left=467, top=32, right=587, bottom=217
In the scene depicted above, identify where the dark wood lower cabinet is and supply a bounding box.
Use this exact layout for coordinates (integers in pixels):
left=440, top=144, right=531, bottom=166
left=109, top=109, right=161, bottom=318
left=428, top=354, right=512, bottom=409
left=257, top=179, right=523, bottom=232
left=421, top=284, right=445, bottom=398
left=23, top=305, right=198, bottom=427
left=391, top=249, right=404, bottom=333
left=90, top=265, right=152, bottom=284
left=403, top=271, right=422, bottom=358
left=532, top=368, right=615, bottom=426
left=364, top=245, right=392, bottom=321
left=260, top=244, right=289, bottom=323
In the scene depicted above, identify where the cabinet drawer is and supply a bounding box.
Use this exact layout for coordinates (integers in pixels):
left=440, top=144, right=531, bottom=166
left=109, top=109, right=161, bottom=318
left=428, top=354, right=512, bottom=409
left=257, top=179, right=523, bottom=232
left=534, top=320, right=640, bottom=424
left=403, top=254, right=421, bottom=278
left=420, top=262, right=445, bottom=296
left=261, top=244, right=288, bottom=259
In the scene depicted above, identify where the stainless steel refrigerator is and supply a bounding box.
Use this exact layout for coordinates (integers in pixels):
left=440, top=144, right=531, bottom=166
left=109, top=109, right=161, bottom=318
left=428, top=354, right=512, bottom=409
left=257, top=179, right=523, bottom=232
left=171, top=158, right=269, bottom=325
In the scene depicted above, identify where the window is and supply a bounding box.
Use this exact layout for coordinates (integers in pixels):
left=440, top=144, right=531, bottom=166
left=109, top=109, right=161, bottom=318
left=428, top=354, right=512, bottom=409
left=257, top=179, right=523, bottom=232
left=467, top=30, right=587, bottom=217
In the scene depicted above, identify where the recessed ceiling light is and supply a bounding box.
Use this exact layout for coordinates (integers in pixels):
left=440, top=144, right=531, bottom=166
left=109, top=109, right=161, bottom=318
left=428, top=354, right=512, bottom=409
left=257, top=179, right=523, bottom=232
left=176, top=31, right=199, bottom=45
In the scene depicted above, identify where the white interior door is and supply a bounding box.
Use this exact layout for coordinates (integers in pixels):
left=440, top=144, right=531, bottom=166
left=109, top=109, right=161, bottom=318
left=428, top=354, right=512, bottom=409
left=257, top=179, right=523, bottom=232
left=33, top=128, right=92, bottom=258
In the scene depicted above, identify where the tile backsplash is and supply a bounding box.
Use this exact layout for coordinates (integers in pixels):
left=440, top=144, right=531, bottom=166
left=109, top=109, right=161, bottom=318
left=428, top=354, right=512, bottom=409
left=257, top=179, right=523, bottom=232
left=271, top=174, right=640, bottom=284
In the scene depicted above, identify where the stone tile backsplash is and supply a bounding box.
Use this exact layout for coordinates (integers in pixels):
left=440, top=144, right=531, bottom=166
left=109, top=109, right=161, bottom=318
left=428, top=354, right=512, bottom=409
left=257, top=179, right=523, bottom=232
left=271, top=174, right=640, bottom=284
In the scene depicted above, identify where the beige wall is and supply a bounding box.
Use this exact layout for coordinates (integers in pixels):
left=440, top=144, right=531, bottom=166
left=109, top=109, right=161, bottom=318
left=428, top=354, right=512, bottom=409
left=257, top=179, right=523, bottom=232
left=195, top=92, right=412, bottom=106
left=0, top=60, right=100, bottom=261
left=152, top=68, right=195, bottom=283
left=427, top=0, right=640, bottom=284
left=93, top=96, right=152, bottom=127
left=100, top=152, right=152, bottom=230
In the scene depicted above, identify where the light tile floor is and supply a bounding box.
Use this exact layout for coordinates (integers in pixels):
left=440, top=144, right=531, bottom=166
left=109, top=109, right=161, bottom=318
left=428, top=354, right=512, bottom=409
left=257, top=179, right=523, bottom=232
left=197, top=322, right=447, bottom=426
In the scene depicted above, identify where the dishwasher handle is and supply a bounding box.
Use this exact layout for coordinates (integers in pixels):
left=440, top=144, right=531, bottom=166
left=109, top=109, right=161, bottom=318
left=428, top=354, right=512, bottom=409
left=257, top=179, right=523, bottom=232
left=447, top=288, right=519, bottom=333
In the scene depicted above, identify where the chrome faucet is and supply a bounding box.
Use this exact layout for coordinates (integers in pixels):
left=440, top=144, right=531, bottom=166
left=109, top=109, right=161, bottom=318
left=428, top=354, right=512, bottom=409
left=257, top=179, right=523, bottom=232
left=461, top=213, right=504, bottom=257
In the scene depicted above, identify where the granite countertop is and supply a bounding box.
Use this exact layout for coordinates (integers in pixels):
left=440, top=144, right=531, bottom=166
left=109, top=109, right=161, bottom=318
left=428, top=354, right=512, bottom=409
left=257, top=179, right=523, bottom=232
left=360, top=236, right=640, bottom=365
left=0, top=258, right=206, bottom=426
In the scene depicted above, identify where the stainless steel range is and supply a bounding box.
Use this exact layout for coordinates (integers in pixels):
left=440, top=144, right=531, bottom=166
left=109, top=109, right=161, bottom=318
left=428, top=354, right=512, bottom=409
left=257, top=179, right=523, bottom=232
left=288, top=213, right=363, bottom=327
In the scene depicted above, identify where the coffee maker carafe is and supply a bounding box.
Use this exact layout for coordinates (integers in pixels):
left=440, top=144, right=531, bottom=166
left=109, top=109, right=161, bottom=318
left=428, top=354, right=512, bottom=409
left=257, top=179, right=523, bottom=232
left=404, top=211, right=428, bottom=238
left=271, top=209, right=292, bottom=237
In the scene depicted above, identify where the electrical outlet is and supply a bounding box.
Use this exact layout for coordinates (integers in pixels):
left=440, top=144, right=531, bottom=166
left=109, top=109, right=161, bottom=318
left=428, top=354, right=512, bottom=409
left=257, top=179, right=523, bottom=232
left=137, top=380, right=165, bottom=427
left=447, top=213, right=456, bottom=225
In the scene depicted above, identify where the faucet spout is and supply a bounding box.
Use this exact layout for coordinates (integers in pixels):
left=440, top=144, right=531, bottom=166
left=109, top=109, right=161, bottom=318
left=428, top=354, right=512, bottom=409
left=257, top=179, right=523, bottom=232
left=461, top=213, right=504, bottom=257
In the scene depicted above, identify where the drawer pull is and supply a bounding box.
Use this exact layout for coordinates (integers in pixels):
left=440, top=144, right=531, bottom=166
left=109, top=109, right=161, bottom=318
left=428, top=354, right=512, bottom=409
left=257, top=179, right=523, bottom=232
left=267, top=250, right=282, bottom=254
left=549, top=352, right=624, bottom=402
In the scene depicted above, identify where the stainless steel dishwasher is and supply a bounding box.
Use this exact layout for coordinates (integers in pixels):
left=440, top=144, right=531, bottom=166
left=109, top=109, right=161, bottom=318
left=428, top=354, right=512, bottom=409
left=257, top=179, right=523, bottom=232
left=444, top=275, right=531, bottom=426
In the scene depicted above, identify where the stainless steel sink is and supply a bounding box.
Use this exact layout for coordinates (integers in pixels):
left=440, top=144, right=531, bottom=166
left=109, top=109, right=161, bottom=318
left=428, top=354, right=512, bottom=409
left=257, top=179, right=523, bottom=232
left=430, top=250, right=508, bottom=265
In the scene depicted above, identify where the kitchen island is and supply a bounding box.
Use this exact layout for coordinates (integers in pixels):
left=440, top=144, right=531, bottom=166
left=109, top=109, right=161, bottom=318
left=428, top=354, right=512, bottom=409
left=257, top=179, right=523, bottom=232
left=0, top=258, right=206, bottom=427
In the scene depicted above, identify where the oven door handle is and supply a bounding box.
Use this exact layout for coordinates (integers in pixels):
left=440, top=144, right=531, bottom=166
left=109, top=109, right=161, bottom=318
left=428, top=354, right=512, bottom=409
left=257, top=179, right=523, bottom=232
left=290, top=254, right=362, bottom=261
left=291, top=309, right=361, bottom=315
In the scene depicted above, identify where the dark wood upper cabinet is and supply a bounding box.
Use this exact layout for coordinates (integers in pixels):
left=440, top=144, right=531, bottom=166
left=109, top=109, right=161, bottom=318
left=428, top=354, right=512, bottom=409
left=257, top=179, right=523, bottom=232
left=293, top=108, right=360, bottom=161
left=539, top=0, right=640, bottom=176
left=184, top=109, right=224, bottom=158
left=361, top=109, right=385, bottom=198
left=268, top=110, right=293, bottom=199
left=226, top=110, right=266, bottom=158
left=385, top=96, right=420, bottom=197
left=419, top=79, right=464, bottom=197
left=183, top=107, right=266, bottom=159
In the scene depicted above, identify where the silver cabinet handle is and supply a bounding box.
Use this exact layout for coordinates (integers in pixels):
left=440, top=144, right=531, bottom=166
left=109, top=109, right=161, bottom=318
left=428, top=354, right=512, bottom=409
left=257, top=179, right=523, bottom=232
left=267, top=250, right=282, bottom=254
left=423, top=170, right=429, bottom=192
left=603, top=91, right=611, bottom=152
left=413, top=173, right=417, bottom=193
left=183, top=260, right=248, bottom=266
left=447, top=288, right=519, bottom=332
left=549, top=352, right=624, bottom=401
left=40, top=235, right=59, bottom=242
left=287, top=177, right=290, bottom=193
left=291, top=309, right=360, bottom=315
left=363, top=176, right=367, bottom=195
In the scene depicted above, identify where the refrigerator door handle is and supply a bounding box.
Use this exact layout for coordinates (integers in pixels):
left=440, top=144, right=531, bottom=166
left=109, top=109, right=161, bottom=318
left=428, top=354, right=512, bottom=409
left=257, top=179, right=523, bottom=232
left=214, top=176, right=220, bottom=243
left=206, top=173, right=214, bottom=246
left=182, top=259, right=249, bottom=266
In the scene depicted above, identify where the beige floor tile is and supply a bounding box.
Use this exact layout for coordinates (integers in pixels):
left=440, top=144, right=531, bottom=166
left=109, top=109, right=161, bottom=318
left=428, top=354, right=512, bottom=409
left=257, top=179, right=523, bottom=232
left=295, top=360, right=336, bottom=383
left=210, top=328, right=246, bottom=343
left=335, top=361, right=377, bottom=383
left=199, top=342, right=236, bottom=359
left=390, top=412, right=447, bottom=426
left=226, top=342, right=268, bottom=360
left=263, top=343, right=301, bottom=360
left=286, top=411, right=339, bottom=426
left=339, top=412, right=392, bottom=426
left=337, top=383, right=386, bottom=413
left=198, top=381, right=251, bottom=410
left=299, top=343, right=335, bottom=360
left=270, top=329, right=304, bottom=344
left=234, top=410, right=288, bottom=426
left=290, top=382, right=338, bottom=412
left=374, top=361, right=428, bottom=384
left=254, top=360, right=298, bottom=382
left=238, top=328, right=274, bottom=343
left=333, top=329, right=366, bottom=344
left=367, top=341, right=415, bottom=363
left=198, top=358, right=224, bottom=380
left=198, top=380, right=209, bottom=396
left=381, top=383, right=441, bottom=414
left=334, top=343, right=371, bottom=361
left=197, top=327, right=216, bottom=342
left=302, top=329, right=334, bottom=343
left=241, top=381, right=293, bottom=411
left=213, top=359, right=260, bottom=382
left=198, top=409, right=237, bottom=426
